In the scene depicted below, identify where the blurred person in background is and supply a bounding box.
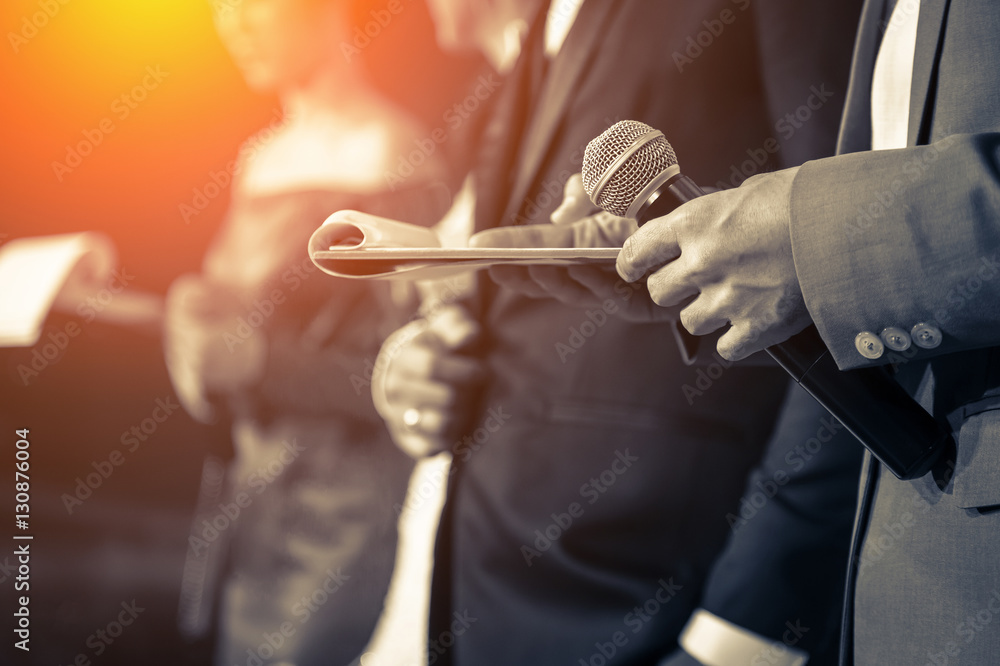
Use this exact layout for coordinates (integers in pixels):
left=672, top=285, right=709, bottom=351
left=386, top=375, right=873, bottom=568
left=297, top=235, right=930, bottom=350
left=163, top=1, right=454, bottom=664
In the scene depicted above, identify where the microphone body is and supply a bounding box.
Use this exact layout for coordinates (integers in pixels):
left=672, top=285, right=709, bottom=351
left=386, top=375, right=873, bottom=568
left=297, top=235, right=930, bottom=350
left=584, top=122, right=950, bottom=480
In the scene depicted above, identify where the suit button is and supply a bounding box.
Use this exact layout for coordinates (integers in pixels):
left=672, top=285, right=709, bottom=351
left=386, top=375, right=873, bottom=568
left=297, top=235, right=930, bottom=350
left=911, top=322, right=942, bottom=349
left=880, top=326, right=911, bottom=351
left=855, top=331, right=884, bottom=359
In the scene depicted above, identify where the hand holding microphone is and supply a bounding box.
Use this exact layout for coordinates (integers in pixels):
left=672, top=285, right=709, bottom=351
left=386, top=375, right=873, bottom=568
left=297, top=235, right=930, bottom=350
left=585, top=120, right=950, bottom=480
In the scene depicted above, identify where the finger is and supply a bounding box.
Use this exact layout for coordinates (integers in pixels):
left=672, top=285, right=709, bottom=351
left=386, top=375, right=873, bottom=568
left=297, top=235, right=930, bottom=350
left=429, top=353, right=486, bottom=384
left=551, top=174, right=597, bottom=225
left=384, top=374, right=457, bottom=410
left=645, top=260, right=700, bottom=307
left=678, top=290, right=731, bottom=336
left=393, top=431, right=451, bottom=459
left=487, top=265, right=550, bottom=298
left=527, top=265, right=600, bottom=306
left=427, top=304, right=481, bottom=349
left=678, top=287, right=733, bottom=335
left=566, top=265, right=623, bottom=299
left=572, top=212, right=636, bottom=248
left=469, top=224, right=573, bottom=249
left=616, top=217, right=680, bottom=282
left=394, top=343, right=481, bottom=385
left=404, top=408, right=452, bottom=437
left=717, top=323, right=760, bottom=362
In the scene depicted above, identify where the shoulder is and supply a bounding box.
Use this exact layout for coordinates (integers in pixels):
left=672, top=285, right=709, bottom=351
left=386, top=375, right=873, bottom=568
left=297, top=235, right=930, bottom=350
left=236, top=104, right=447, bottom=198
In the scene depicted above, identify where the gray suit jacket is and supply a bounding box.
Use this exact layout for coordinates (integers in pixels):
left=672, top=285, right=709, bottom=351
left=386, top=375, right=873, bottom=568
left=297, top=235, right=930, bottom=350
left=788, top=1, right=1000, bottom=663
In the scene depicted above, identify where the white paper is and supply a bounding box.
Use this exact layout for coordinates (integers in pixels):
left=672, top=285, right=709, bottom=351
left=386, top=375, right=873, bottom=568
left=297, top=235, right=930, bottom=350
left=0, top=232, right=116, bottom=347
left=308, top=209, right=618, bottom=281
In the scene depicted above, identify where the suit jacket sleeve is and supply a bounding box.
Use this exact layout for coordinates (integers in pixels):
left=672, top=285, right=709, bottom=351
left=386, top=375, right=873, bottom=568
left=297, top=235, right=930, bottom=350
left=790, top=132, right=1000, bottom=370
left=694, top=383, right=864, bottom=665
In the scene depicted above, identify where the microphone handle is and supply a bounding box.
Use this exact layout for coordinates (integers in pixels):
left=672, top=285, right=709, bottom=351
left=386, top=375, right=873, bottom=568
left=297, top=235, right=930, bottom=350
left=634, top=173, right=950, bottom=480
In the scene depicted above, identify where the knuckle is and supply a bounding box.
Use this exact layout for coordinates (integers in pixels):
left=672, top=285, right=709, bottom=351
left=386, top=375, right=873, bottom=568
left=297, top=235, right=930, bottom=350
left=682, top=247, right=708, bottom=277
left=679, top=307, right=700, bottom=333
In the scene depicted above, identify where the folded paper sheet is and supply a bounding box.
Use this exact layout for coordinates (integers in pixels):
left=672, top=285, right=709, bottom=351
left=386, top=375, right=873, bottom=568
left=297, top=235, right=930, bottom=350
left=0, top=233, right=117, bottom=347
left=0, top=232, right=164, bottom=347
left=308, top=210, right=619, bottom=280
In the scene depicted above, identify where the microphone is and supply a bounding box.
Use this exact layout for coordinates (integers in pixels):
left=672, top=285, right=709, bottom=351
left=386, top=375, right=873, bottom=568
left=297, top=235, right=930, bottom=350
left=582, top=120, right=950, bottom=480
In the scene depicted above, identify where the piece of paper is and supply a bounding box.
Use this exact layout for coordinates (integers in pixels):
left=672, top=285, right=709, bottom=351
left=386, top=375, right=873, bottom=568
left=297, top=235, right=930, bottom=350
left=308, top=210, right=619, bottom=280
left=0, top=232, right=117, bottom=347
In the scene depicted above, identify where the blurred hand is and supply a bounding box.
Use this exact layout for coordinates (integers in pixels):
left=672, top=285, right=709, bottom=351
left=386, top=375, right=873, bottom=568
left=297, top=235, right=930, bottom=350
left=372, top=304, right=487, bottom=459
left=469, top=173, right=676, bottom=322
left=617, top=168, right=812, bottom=360
left=163, top=274, right=267, bottom=422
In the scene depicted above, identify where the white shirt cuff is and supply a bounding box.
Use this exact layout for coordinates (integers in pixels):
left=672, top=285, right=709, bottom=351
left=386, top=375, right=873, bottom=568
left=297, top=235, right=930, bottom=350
left=678, top=609, right=809, bottom=666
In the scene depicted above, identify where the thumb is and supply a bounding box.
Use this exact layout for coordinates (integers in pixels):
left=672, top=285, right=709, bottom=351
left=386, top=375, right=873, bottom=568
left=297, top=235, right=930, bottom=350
left=426, top=304, right=481, bottom=350
left=551, top=173, right=597, bottom=225
left=571, top=212, right=637, bottom=248
left=469, top=224, right=574, bottom=249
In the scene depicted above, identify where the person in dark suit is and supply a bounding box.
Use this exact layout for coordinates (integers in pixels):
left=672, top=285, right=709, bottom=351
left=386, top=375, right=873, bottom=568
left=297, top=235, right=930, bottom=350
left=618, top=1, right=1000, bottom=664
left=469, top=2, right=866, bottom=663
left=372, top=1, right=862, bottom=663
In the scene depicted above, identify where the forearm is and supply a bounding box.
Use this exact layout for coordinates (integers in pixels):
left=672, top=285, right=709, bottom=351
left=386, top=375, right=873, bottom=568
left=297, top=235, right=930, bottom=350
left=790, top=133, right=1000, bottom=369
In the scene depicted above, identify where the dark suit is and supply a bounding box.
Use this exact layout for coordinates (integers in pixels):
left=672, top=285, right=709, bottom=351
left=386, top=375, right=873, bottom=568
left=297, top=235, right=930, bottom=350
left=668, top=385, right=864, bottom=666
left=784, top=0, right=1000, bottom=663
left=428, top=3, right=794, bottom=663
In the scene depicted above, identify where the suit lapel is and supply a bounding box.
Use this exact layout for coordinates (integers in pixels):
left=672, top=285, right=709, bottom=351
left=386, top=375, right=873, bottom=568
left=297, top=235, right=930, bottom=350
left=837, top=0, right=888, bottom=154
left=472, top=7, right=549, bottom=234
left=502, top=0, right=617, bottom=226
left=906, top=0, right=951, bottom=146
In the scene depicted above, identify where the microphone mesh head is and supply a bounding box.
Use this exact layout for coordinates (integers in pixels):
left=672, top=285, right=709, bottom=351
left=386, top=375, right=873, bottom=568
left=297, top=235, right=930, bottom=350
left=582, top=120, right=678, bottom=217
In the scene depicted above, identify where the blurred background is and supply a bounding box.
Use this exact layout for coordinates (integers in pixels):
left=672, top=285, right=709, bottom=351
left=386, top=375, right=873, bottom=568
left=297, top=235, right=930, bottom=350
left=0, top=1, right=480, bottom=663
